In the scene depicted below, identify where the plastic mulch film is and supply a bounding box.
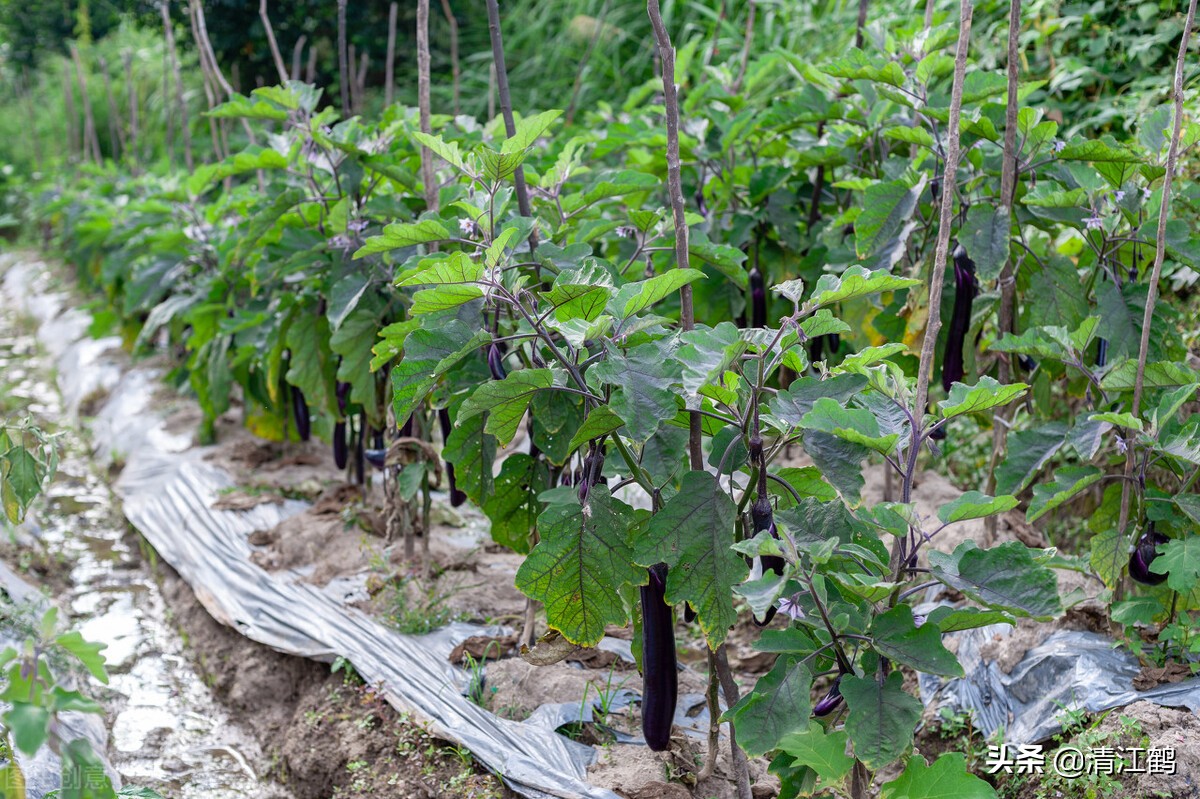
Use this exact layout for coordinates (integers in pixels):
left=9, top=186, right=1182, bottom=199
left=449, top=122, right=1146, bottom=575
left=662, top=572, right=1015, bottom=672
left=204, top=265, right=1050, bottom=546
left=916, top=617, right=1200, bottom=744
left=3, top=259, right=623, bottom=799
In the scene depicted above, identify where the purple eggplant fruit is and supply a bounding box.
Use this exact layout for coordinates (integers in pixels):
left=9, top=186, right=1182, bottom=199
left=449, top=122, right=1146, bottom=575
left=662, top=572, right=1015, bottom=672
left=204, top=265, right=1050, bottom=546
left=1129, top=524, right=1169, bottom=586
left=640, top=563, right=678, bottom=751
left=336, top=381, right=352, bottom=415
left=487, top=344, right=507, bottom=381
left=1017, top=354, right=1038, bottom=372
left=1096, top=338, right=1108, bottom=368
left=364, top=448, right=388, bottom=470
left=399, top=414, right=413, bottom=437
left=372, top=427, right=385, bottom=450
left=813, top=675, right=844, bottom=717
left=438, top=408, right=467, bottom=506
left=749, top=266, right=767, bottom=328
left=941, top=244, right=978, bottom=392
left=291, top=386, right=311, bottom=442
left=682, top=603, right=696, bottom=624
left=333, top=421, right=349, bottom=469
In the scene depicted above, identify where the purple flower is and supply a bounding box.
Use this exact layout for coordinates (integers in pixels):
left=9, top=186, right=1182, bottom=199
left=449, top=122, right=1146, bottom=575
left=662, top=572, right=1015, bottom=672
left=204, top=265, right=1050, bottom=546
left=913, top=614, right=927, bottom=628
left=615, top=225, right=637, bottom=239
left=347, top=218, right=369, bottom=233
left=458, top=217, right=480, bottom=237
left=1143, top=187, right=1153, bottom=200
left=1113, top=190, right=1126, bottom=203
left=329, top=234, right=354, bottom=251
left=1083, top=212, right=1104, bottom=231
left=1053, top=140, right=1067, bottom=153
left=777, top=595, right=805, bottom=622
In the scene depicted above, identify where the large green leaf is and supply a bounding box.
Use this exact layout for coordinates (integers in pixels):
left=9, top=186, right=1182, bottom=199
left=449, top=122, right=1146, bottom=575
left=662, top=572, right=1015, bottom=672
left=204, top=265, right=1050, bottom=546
left=928, top=541, right=1062, bottom=620
left=355, top=219, right=452, bottom=258
left=803, top=430, right=866, bottom=503
left=1151, top=537, right=1200, bottom=593
left=1026, top=465, right=1104, bottom=522
left=591, top=342, right=682, bottom=443
left=937, top=377, right=1028, bottom=419
left=443, top=411, right=497, bottom=506
left=807, top=265, right=922, bottom=310
left=960, top=205, right=1011, bottom=282
left=882, top=753, right=997, bottom=799
left=869, top=605, right=963, bottom=677
left=842, top=672, right=922, bottom=770
left=937, top=492, right=1018, bottom=524
left=854, top=181, right=926, bottom=265
left=616, top=268, right=706, bottom=318
left=330, top=293, right=385, bottom=419
left=801, top=397, right=899, bottom=454
left=457, top=370, right=555, bottom=445
left=1100, top=360, right=1200, bottom=391
left=568, top=405, right=625, bottom=451
left=514, top=487, right=639, bottom=646
left=398, top=251, right=483, bottom=286
left=994, top=422, right=1068, bottom=495
left=390, top=321, right=490, bottom=422
left=632, top=471, right=746, bottom=646
left=724, top=656, right=813, bottom=756
left=777, top=722, right=855, bottom=784
left=285, top=312, right=336, bottom=416
left=482, top=453, right=547, bottom=553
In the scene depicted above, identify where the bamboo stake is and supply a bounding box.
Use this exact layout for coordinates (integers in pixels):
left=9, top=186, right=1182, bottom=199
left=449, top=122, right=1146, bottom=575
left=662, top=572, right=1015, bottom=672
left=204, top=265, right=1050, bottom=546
left=162, top=1, right=194, bottom=170
left=306, top=44, right=317, bottom=84
left=64, top=61, right=79, bottom=164
left=355, top=51, right=369, bottom=113
left=69, top=44, right=103, bottom=162
left=123, top=51, right=140, bottom=170
left=98, top=55, right=126, bottom=159
left=186, top=0, right=222, bottom=164
left=439, top=0, right=461, bottom=116
left=925, top=0, right=936, bottom=29
left=385, top=2, right=398, bottom=107
left=1116, top=0, right=1198, bottom=542
left=913, top=0, right=974, bottom=434
left=259, top=0, right=289, bottom=84
left=337, top=0, right=350, bottom=116
left=159, top=30, right=174, bottom=168
left=348, top=44, right=358, bottom=112
left=484, top=0, right=536, bottom=250
left=647, top=2, right=750, bottom=795
left=855, top=0, right=870, bottom=48
left=291, top=35, right=307, bottom=81
left=417, top=0, right=436, bottom=210
left=985, top=0, right=1022, bottom=540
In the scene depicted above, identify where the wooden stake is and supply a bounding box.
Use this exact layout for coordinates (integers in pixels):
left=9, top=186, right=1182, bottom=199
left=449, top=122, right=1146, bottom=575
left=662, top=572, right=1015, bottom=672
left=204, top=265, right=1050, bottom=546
left=162, top=1, right=193, bottom=170
left=69, top=44, right=103, bottom=162
left=985, top=0, right=1022, bottom=539
left=418, top=0, right=436, bottom=210
left=259, top=0, right=289, bottom=84
left=1116, top=0, right=1198, bottom=543
left=123, top=51, right=140, bottom=170
left=484, top=0, right=536, bottom=251
left=385, top=2, right=398, bottom=107
left=290, top=35, right=307, bottom=81
left=98, top=55, right=126, bottom=159
left=337, top=0, right=350, bottom=116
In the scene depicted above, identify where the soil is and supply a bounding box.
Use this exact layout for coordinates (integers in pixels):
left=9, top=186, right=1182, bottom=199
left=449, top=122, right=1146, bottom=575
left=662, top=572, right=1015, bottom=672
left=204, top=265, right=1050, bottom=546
left=155, top=558, right=515, bottom=799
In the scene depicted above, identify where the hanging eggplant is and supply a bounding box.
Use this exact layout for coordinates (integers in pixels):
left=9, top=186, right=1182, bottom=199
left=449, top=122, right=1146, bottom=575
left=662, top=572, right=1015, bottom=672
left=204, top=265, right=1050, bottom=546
left=1128, top=523, right=1169, bottom=586
left=333, top=421, right=349, bottom=469
left=291, top=386, right=311, bottom=442
left=640, top=563, right=678, bottom=751
left=813, top=674, right=844, bottom=717
left=1096, top=338, right=1109, bottom=368
left=747, top=435, right=785, bottom=626
left=438, top=408, right=467, bottom=506
left=487, top=343, right=508, bottom=381
left=748, top=265, right=767, bottom=328
left=941, top=244, right=978, bottom=392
